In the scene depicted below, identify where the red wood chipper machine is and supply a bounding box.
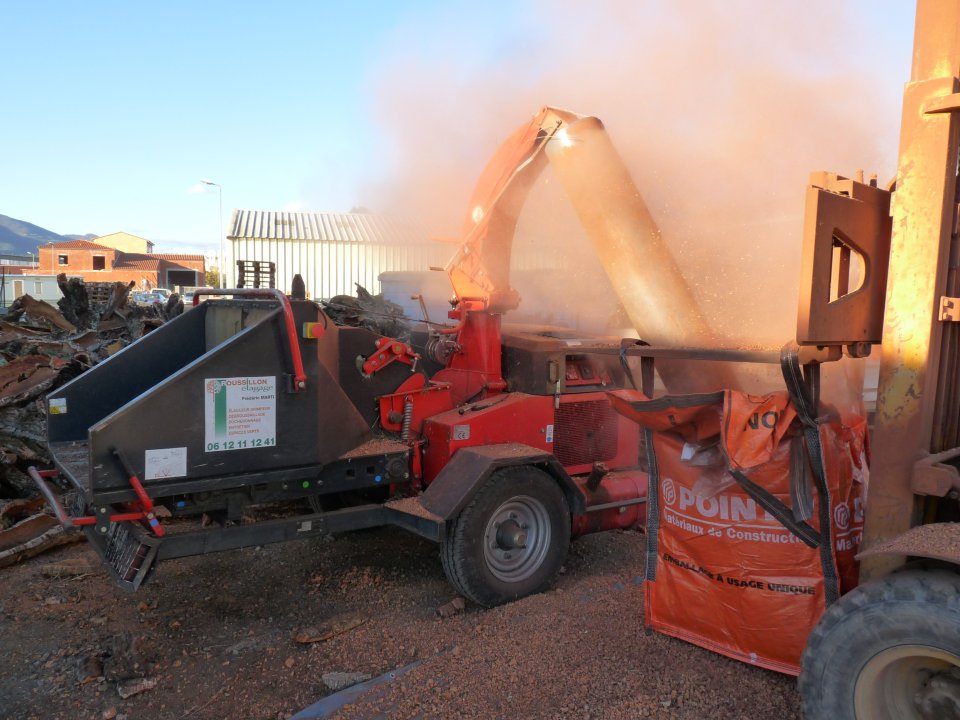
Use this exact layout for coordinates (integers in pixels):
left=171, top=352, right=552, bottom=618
left=31, top=108, right=730, bottom=607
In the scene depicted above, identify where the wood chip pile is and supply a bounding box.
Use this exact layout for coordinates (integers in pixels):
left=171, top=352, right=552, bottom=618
left=0, top=274, right=183, bottom=565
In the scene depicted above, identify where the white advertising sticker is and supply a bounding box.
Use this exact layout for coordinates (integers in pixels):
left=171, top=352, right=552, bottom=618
left=204, top=376, right=276, bottom=452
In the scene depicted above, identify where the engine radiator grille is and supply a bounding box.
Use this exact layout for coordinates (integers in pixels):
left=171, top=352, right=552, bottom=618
left=553, top=399, right=620, bottom=467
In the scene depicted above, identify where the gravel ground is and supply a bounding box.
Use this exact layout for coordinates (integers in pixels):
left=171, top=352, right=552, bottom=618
left=0, top=526, right=801, bottom=719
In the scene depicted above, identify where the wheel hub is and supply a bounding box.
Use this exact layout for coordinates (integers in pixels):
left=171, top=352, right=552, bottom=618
left=495, top=519, right=528, bottom=549
left=482, top=496, right=551, bottom=583
left=915, top=666, right=960, bottom=720
left=855, top=644, right=960, bottom=720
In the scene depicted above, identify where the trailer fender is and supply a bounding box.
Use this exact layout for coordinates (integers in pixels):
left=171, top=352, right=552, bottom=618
left=419, top=443, right=586, bottom=522
left=857, top=522, right=960, bottom=569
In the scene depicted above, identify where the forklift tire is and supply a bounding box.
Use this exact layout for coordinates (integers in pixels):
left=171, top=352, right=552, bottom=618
left=440, top=466, right=570, bottom=608
left=799, top=569, right=960, bottom=720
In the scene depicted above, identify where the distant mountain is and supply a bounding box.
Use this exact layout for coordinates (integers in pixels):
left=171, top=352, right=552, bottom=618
left=0, top=214, right=92, bottom=256
left=63, top=233, right=97, bottom=242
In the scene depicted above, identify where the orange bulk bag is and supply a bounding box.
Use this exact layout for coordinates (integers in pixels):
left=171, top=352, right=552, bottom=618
left=608, top=387, right=866, bottom=675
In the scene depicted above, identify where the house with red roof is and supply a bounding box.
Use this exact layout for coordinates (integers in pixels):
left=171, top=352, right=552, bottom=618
left=38, top=239, right=205, bottom=291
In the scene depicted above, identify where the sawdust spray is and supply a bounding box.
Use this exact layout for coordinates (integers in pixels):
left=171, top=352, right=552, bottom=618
left=360, top=0, right=907, bottom=395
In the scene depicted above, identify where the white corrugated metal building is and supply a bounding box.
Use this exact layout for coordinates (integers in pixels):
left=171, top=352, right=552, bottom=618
left=226, top=211, right=451, bottom=300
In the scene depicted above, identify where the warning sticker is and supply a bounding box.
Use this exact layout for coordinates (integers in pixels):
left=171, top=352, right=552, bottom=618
left=145, top=447, right=187, bottom=480
left=204, top=376, right=276, bottom=452
left=49, top=398, right=67, bottom=415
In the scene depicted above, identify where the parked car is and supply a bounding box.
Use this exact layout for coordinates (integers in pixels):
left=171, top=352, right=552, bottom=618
left=150, top=288, right=172, bottom=302
left=182, top=287, right=214, bottom=309
left=131, top=291, right=161, bottom=307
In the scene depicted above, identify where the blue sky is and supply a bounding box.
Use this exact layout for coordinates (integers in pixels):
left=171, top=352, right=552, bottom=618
left=2, top=1, right=504, bottom=251
left=1, top=1, right=915, bottom=255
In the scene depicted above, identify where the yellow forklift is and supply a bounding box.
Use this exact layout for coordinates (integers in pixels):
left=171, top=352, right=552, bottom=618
left=798, top=2, right=960, bottom=717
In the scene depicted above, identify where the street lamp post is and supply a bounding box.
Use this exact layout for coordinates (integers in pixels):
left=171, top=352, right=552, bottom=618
left=200, top=179, right=224, bottom=288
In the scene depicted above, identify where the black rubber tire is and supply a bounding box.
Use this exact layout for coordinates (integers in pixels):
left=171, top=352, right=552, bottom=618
left=799, top=569, right=960, bottom=720
left=440, top=466, right=570, bottom=608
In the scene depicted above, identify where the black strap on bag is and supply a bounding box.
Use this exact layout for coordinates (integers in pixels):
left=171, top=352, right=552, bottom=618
left=780, top=343, right=840, bottom=605
left=720, top=388, right=819, bottom=547
left=643, top=428, right=661, bottom=582
left=727, top=467, right=820, bottom=548
left=790, top=437, right=815, bottom=522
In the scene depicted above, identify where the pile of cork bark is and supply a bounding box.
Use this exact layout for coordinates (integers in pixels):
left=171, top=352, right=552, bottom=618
left=0, top=274, right=181, bottom=567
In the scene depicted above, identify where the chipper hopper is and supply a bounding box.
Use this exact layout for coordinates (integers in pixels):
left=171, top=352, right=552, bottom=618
left=30, top=288, right=439, bottom=589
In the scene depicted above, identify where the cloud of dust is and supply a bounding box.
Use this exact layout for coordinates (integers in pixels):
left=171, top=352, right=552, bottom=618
left=362, top=1, right=905, bottom=350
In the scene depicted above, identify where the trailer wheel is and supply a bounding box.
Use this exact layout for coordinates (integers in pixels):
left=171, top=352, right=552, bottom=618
left=799, top=569, right=960, bottom=720
left=440, top=466, right=570, bottom=607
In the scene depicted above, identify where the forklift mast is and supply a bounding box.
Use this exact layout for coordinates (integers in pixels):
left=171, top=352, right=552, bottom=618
left=799, top=4, right=960, bottom=717
left=861, top=0, right=960, bottom=577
